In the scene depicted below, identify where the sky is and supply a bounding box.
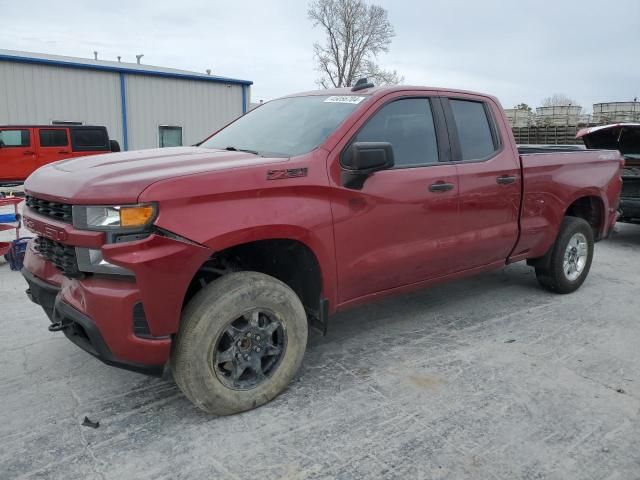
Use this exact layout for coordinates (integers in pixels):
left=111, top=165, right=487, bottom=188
left=1, top=0, right=639, bottom=113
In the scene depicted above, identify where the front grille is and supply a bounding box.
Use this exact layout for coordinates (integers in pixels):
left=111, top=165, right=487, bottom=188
left=33, top=236, right=81, bottom=278
left=26, top=196, right=73, bottom=223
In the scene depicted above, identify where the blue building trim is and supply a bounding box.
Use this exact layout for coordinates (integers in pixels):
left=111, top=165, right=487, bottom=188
left=119, top=73, right=129, bottom=151
left=0, top=53, right=253, bottom=86
left=242, top=85, right=247, bottom=114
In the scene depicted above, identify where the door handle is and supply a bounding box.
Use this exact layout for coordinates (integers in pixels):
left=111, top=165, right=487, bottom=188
left=429, top=182, right=455, bottom=193
left=23, top=151, right=35, bottom=155
left=496, top=175, right=517, bottom=185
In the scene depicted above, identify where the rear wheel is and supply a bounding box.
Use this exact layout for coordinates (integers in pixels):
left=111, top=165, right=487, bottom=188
left=171, top=271, right=308, bottom=415
left=535, top=216, right=594, bottom=294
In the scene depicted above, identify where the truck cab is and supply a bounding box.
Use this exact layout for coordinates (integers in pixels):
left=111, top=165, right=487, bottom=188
left=0, top=125, right=119, bottom=185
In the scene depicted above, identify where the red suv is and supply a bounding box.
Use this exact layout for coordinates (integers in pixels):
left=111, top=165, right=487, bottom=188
left=0, top=125, right=119, bottom=185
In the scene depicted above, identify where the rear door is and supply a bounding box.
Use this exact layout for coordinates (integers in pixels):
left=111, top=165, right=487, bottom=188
left=328, top=94, right=460, bottom=303
left=0, top=128, right=36, bottom=181
left=36, top=127, right=71, bottom=168
left=443, top=95, right=521, bottom=269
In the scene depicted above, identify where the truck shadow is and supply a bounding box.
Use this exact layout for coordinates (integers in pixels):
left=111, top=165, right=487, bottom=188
left=608, top=222, right=640, bottom=246
left=309, top=262, right=542, bottom=349
left=82, top=263, right=543, bottom=423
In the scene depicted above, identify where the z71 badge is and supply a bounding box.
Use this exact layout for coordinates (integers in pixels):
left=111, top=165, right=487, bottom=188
left=267, top=168, right=309, bottom=180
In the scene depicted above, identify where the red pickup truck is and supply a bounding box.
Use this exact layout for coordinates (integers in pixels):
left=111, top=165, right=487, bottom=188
left=21, top=83, right=622, bottom=415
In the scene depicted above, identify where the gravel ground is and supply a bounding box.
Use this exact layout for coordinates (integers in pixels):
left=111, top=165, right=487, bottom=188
left=1, top=223, right=639, bottom=480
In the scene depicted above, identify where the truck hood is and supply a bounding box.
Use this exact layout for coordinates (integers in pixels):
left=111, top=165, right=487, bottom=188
left=577, top=123, right=640, bottom=166
left=24, top=147, right=287, bottom=203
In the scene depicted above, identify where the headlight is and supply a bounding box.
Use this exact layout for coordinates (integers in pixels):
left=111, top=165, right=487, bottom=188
left=73, top=203, right=157, bottom=231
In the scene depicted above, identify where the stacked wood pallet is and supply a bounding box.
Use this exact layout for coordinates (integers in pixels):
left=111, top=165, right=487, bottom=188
left=511, top=125, right=584, bottom=145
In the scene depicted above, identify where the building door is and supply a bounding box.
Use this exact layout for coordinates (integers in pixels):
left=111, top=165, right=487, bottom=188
left=159, top=126, right=183, bottom=147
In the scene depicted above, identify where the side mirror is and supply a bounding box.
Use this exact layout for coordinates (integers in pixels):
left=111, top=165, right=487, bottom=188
left=109, top=140, right=121, bottom=152
left=341, top=142, right=394, bottom=189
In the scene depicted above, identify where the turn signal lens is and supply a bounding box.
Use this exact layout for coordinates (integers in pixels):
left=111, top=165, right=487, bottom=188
left=120, top=205, right=155, bottom=227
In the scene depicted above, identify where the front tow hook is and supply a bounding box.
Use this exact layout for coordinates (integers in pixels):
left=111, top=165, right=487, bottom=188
left=48, top=321, right=68, bottom=332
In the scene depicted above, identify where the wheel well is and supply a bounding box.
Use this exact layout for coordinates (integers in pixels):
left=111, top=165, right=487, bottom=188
left=565, top=196, right=604, bottom=240
left=183, top=239, right=323, bottom=316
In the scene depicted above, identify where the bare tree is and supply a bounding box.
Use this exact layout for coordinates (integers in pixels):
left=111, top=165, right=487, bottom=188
left=308, top=0, right=403, bottom=88
left=541, top=94, right=579, bottom=107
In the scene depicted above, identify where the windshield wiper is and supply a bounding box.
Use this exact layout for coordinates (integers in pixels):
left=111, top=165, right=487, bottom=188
left=224, top=146, right=261, bottom=156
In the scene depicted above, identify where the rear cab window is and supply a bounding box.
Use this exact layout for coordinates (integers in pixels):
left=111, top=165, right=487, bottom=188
left=0, top=129, right=31, bottom=147
left=447, top=99, right=500, bottom=161
left=71, top=128, right=109, bottom=151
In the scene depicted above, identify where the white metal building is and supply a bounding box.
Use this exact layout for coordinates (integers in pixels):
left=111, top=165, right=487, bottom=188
left=0, top=49, right=252, bottom=151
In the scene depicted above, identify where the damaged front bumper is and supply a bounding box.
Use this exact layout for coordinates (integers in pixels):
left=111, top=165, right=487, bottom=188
left=21, top=231, right=212, bottom=376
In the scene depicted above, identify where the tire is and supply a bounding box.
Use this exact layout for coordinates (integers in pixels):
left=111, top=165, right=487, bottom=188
left=535, top=216, right=594, bottom=294
left=171, top=271, right=308, bottom=415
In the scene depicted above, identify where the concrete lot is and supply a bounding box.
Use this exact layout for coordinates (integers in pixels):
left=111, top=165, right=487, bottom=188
left=1, top=224, right=639, bottom=480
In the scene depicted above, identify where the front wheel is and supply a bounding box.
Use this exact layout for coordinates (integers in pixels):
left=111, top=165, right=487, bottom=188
left=171, top=271, right=308, bottom=415
left=535, top=216, right=594, bottom=294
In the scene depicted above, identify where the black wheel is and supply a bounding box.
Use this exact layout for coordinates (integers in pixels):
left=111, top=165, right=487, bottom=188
left=171, top=271, right=308, bottom=415
left=535, top=216, right=594, bottom=294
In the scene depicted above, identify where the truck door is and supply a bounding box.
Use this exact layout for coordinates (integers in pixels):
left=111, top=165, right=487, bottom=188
left=443, top=96, right=521, bottom=269
left=36, top=128, right=71, bottom=169
left=328, top=95, right=460, bottom=303
left=0, top=128, right=36, bottom=182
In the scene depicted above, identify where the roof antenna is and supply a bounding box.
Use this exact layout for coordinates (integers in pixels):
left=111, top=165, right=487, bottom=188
left=206, top=69, right=211, bottom=75
left=117, top=56, right=121, bottom=63
left=93, top=51, right=98, bottom=60
left=351, top=77, right=374, bottom=92
left=136, top=54, right=144, bottom=64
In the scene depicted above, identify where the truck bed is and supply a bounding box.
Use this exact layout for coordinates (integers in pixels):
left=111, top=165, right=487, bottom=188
left=510, top=148, right=622, bottom=261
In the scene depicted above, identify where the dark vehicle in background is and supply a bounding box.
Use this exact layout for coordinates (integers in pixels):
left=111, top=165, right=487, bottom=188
left=0, top=125, right=120, bottom=186
left=578, top=123, right=640, bottom=223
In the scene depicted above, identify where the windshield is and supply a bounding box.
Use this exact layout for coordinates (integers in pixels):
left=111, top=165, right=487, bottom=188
left=201, top=95, right=367, bottom=157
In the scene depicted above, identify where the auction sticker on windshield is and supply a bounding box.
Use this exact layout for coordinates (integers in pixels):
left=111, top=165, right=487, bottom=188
left=324, top=96, right=366, bottom=104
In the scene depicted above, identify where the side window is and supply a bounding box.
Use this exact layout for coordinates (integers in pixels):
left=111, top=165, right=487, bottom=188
left=0, top=129, right=30, bottom=147
left=449, top=99, right=498, bottom=160
left=71, top=128, right=108, bottom=150
left=353, top=98, right=439, bottom=167
left=159, top=126, right=183, bottom=148
left=39, top=129, right=68, bottom=147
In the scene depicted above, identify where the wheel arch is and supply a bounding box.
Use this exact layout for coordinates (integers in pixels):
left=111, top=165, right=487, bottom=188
left=564, top=193, right=607, bottom=241
left=183, top=227, right=335, bottom=323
